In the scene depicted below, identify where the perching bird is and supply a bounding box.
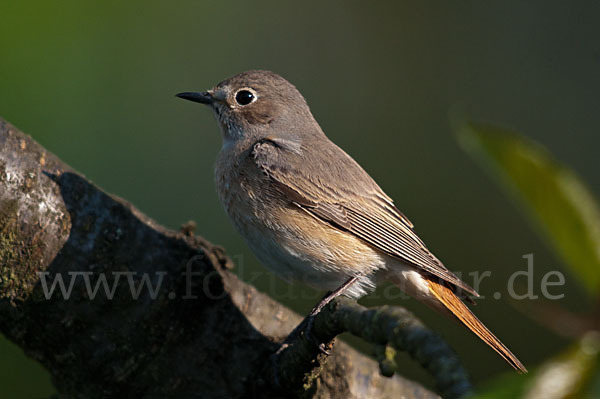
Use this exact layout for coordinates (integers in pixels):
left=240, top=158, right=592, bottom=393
left=177, top=70, right=526, bottom=373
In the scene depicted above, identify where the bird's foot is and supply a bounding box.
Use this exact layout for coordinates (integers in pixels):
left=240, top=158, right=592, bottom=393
left=303, top=313, right=332, bottom=355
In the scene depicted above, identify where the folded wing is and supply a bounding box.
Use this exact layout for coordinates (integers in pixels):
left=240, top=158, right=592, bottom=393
left=252, top=137, right=478, bottom=297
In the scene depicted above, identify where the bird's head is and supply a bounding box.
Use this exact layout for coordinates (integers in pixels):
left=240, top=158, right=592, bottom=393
left=177, top=70, right=318, bottom=145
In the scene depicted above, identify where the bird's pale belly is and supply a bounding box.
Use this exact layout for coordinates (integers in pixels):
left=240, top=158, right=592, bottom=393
left=216, top=164, right=386, bottom=298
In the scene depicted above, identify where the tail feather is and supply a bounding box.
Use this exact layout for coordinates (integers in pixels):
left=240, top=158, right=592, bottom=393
left=427, top=279, right=527, bottom=373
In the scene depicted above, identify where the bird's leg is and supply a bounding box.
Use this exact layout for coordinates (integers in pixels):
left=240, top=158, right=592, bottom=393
left=310, top=275, right=361, bottom=317
left=275, top=275, right=362, bottom=358
left=304, top=275, right=361, bottom=354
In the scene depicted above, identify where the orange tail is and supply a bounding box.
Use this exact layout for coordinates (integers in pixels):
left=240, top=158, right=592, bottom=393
left=427, top=279, right=527, bottom=373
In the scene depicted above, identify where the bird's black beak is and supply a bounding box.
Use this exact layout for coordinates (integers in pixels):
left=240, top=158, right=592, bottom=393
left=175, top=91, right=213, bottom=104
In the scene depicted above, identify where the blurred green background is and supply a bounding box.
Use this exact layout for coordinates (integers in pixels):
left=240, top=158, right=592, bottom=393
left=1, top=1, right=599, bottom=397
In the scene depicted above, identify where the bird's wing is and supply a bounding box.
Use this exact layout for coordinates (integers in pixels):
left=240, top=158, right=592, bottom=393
left=251, top=137, right=478, bottom=297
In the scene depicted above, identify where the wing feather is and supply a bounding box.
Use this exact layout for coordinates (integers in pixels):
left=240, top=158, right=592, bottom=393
left=252, top=138, right=478, bottom=296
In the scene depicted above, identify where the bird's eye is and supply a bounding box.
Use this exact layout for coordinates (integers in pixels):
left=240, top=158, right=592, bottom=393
left=235, top=89, right=256, bottom=106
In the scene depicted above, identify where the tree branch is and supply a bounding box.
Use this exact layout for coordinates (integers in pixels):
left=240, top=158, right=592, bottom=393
left=0, top=116, right=468, bottom=398
left=269, top=297, right=471, bottom=399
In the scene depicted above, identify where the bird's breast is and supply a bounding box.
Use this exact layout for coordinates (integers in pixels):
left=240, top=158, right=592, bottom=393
left=215, top=147, right=284, bottom=231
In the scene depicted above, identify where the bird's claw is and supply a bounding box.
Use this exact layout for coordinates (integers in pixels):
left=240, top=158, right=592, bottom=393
left=302, top=314, right=332, bottom=355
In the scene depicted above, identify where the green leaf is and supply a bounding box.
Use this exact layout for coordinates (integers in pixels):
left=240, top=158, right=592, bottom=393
left=459, top=124, right=600, bottom=297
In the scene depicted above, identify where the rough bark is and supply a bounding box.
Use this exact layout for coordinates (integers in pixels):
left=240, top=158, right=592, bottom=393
left=0, top=117, right=469, bottom=398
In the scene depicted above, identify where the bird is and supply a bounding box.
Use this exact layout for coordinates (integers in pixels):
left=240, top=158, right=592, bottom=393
left=176, top=70, right=526, bottom=373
